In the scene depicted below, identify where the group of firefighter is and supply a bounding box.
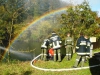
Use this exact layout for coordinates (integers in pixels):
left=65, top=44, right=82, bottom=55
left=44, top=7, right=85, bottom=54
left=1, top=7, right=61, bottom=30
left=41, top=31, right=93, bottom=68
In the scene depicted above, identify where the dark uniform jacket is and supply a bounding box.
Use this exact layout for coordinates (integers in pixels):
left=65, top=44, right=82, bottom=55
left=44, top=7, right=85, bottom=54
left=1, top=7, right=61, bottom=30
left=85, top=38, right=91, bottom=54
left=41, top=39, right=49, bottom=49
left=76, top=36, right=87, bottom=55
left=49, top=34, right=61, bottom=49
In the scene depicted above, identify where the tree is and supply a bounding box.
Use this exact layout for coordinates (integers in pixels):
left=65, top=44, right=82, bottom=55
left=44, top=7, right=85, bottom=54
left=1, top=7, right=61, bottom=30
left=33, top=0, right=69, bottom=18
left=59, top=1, right=100, bottom=42
left=0, top=0, right=34, bottom=60
left=0, top=0, right=34, bottom=46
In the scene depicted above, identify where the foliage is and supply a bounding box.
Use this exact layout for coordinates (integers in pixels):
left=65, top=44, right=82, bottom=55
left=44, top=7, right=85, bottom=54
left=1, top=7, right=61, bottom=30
left=0, top=0, right=34, bottom=47
left=0, top=0, right=69, bottom=46
left=59, top=1, right=100, bottom=41
left=0, top=0, right=70, bottom=60
left=33, top=0, right=69, bottom=17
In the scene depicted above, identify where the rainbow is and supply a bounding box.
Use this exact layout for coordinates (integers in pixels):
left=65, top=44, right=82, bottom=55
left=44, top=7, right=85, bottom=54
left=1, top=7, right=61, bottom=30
left=2, top=6, right=70, bottom=60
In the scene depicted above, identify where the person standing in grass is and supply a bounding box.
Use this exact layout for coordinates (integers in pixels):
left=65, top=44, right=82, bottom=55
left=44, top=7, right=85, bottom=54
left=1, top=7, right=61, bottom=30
left=65, top=32, right=73, bottom=60
left=73, top=33, right=87, bottom=68
left=41, top=39, right=49, bottom=61
left=49, top=31, right=62, bottom=62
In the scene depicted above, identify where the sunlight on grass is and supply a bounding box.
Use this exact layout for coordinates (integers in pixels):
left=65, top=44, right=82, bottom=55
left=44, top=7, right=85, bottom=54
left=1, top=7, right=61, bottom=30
left=0, top=49, right=100, bottom=75
left=34, top=53, right=89, bottom=69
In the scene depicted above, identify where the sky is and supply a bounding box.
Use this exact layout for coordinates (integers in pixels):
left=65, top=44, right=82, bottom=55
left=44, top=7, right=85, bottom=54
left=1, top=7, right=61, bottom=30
left=61, top=0, right=100, bottom=16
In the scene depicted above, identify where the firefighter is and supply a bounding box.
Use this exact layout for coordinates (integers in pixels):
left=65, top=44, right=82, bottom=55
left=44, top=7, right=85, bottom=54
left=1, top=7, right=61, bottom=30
left=49, top=32, right=62, bottom=62
left=65, top=32, right=73, bottom=60
left=73, top=33, right=87, bottom=68
left=84, top=34, right=91, bottom=59
left=41, top=39, right=49, bottom=61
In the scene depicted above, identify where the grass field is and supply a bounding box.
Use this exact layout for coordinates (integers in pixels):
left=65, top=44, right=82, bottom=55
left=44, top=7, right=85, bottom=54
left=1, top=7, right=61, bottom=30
left=0, top=50, right=100, bottom=75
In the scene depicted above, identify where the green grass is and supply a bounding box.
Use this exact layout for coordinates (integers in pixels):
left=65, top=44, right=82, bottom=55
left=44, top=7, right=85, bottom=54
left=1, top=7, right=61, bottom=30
left=0, top=60, right=91, bottom=75
left=0, top=49, right=100, bottom=75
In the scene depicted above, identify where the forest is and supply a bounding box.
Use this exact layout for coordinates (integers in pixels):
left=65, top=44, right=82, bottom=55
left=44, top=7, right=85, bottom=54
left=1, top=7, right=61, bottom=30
left=0, top=0, right=70, bottom=60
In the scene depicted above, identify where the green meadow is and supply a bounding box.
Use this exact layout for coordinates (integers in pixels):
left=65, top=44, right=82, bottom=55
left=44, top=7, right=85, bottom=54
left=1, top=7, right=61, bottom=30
left=0, top=49, right=100, bottom=75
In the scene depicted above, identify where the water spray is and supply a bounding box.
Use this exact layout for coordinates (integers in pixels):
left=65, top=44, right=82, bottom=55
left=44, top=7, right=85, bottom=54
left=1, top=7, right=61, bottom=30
left=0, top=46, right=32, bottom=60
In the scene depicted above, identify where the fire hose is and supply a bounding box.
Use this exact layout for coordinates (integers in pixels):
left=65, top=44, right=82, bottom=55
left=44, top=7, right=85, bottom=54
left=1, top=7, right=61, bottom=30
left=30, top=54, right=100, bottom=71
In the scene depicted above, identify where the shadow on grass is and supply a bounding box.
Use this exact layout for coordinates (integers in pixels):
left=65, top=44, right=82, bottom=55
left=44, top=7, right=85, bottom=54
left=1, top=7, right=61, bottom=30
left=23, top=71, right=32, bottom=75
left=89, top=52, right=100, bottom=75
